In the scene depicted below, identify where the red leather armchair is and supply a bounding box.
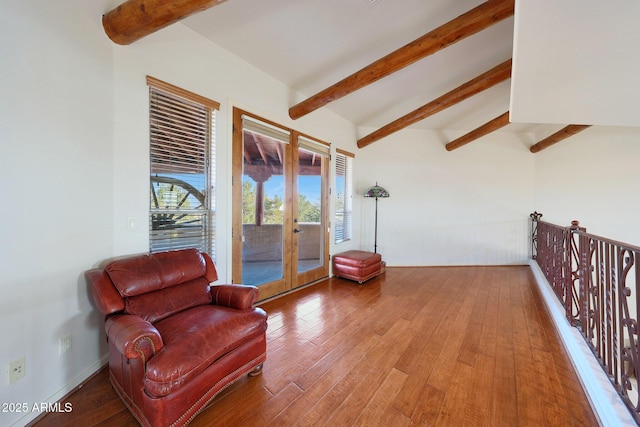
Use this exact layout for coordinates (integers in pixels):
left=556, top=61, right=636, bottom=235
left=86, top=248, right=267, bottom=427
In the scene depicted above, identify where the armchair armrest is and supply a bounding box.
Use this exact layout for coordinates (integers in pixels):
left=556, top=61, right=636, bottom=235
left=210, top=284, right=259, bottom=310
left=105, top=315, right=164, bottom=364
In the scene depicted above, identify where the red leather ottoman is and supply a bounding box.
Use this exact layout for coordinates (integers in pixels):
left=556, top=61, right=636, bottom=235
left=332, top=250, right=385, bottom=283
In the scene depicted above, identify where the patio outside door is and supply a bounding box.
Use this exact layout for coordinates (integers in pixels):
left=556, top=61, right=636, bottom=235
left=232, top=109, right=329, bottom=300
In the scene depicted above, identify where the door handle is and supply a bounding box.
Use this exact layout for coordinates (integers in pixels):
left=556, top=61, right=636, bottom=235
left=293, top=228, right=304, bottom=234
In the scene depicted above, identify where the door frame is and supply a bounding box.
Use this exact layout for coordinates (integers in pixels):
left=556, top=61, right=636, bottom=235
left=231, top=108, right=330, bottom=300
left=292, top=131, right=331, bottom=288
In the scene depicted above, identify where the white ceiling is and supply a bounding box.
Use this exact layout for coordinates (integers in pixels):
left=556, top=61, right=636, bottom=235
left=510, top=0, right=640, bottom=128
left=183, top=0, right=554, bottom=138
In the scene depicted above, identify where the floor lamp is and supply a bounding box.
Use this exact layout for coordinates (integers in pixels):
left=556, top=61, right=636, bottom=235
left=364, top=182, right=390, bottom=253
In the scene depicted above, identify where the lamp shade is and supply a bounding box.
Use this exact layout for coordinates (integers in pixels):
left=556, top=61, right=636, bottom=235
left=363, top=183, right=389, bottom=199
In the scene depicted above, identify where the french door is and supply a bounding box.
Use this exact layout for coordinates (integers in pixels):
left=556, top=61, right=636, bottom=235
left=232, top=108, right=329, bottom=300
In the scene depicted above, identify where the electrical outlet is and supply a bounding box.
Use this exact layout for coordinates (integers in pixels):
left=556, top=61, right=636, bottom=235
left=7, top=356, right=25, bottom=385
left=59, top=334, right=72, bottom=355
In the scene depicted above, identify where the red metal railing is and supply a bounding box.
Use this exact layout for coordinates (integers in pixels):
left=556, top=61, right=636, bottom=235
left=531, top=213, right=640, bottom=422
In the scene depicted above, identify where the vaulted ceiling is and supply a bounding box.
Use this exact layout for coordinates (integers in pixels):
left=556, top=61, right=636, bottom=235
left=103, top=0, right=585, bottom=151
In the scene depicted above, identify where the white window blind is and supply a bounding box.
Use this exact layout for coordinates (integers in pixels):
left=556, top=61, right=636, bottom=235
left=242, top=115, right=290, bottom=144
left=298, top=135, right=330, bottom=157
left=148, top=77, right=218, bottom=258
left=334, top=149, right=354, bottom=244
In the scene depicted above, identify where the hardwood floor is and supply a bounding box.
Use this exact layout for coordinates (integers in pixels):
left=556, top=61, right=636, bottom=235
left=32, top=266, right=598, bottom=426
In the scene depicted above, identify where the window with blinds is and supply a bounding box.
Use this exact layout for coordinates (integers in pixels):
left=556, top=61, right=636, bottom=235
left=334, top=149, right=354, bottom=244
left=147, top=77, right=219, bottom=259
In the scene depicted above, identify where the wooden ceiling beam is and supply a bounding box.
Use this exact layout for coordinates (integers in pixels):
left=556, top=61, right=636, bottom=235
left=275, top=142, right=284, bottom=165
left=445, top=111, right=510, bottom=151
left=103, top=0, right=229, bottom=45
left=243, top=147, right=252, bottom=163
left=357, top=59, right=512, bottom=148
left=529, top=125, right=591, bottom=153
left=255, top=141, right=270, bottom=166
left=289, top=0, right=515, bottom=120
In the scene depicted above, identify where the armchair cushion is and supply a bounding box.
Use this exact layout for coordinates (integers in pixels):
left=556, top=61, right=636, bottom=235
left=105, top=248, right=216, bottom=296
left=145, top=305, right=267, bottom=398
left=125, top=277, right=211, bottom=323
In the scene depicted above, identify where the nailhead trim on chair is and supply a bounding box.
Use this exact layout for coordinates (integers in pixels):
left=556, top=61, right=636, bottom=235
left=134, top=337, right=157, bottom=370
left=170, top=355, right=265, bottom=427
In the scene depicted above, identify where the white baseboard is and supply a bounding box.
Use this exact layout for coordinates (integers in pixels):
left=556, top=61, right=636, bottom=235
left=14, top=354, right=109, bottom=427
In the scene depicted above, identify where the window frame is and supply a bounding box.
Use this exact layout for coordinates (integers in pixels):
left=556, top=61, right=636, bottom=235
left=334, top=148, right=354, bottom=244
left=147, top=76, right=219, bottom=259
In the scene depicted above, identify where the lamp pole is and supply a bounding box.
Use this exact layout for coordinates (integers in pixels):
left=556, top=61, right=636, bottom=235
left=373, top=195, right=379, bottom=253
left=364, top=183, right=389, bottom=254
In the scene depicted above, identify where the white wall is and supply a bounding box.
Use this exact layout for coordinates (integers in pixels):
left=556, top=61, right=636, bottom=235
left=354, top=129, right=535, bottom=266
left=510, top=0, right=640, bottom=127
left=111, top=22, right=359, bottom=280
left=533, top=126, right=640, bottom=247
left=0, top=1, right=115, bottom=425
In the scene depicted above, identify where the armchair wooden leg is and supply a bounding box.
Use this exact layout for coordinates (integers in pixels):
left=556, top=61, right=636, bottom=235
left=248, top=363, right=264, bottom=377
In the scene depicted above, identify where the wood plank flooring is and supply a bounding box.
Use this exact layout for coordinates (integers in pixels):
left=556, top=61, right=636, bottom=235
left=32, top=266, right=598, bottom=426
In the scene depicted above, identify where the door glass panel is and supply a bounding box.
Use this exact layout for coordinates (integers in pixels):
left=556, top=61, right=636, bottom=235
left=296, top=146, right=324, bottom=274
left=242, top=130, right=286, bottom=286
left=234, top=109, right=329, bottom=300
